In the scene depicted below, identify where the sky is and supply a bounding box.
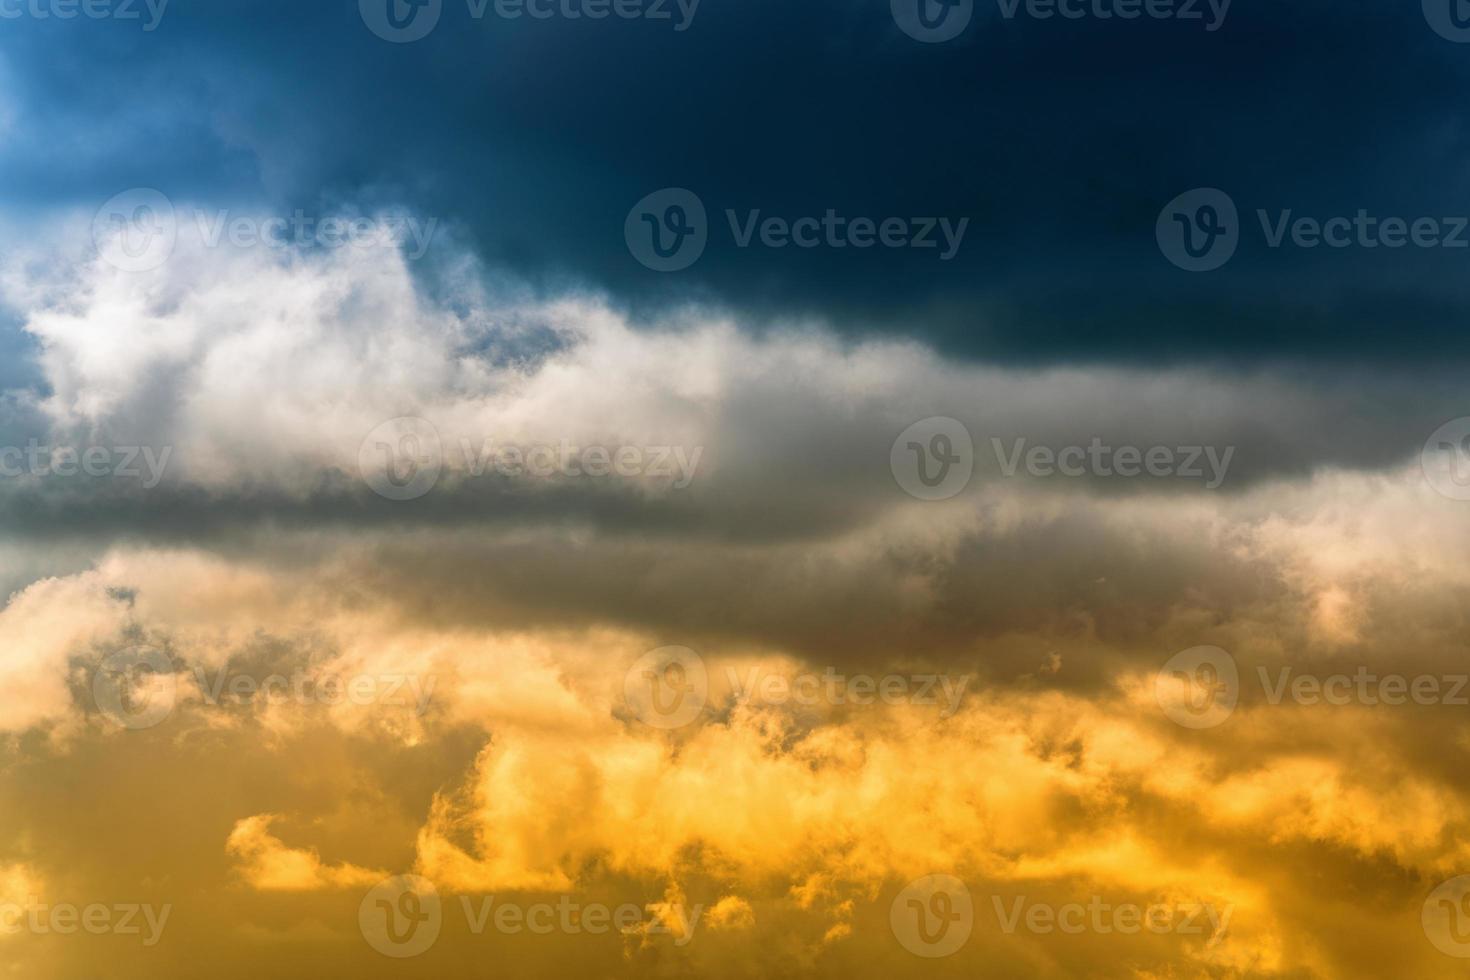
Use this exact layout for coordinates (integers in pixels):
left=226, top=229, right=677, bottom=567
left=3, top=1, right=1470, bottom=977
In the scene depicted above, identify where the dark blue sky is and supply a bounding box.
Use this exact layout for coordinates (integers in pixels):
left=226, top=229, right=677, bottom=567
left=3, top=0, right=1470, bottom=364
